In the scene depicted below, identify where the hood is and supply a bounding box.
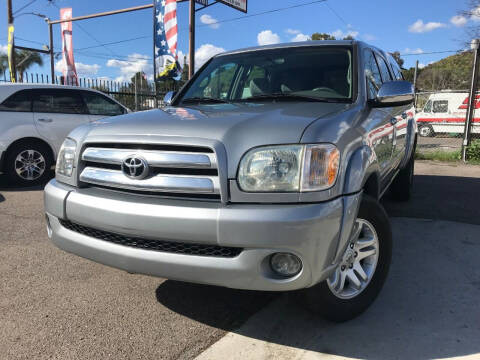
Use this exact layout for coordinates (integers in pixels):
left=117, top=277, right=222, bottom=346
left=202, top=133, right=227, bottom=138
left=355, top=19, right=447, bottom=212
left=85, top=102, right=350, bottom=177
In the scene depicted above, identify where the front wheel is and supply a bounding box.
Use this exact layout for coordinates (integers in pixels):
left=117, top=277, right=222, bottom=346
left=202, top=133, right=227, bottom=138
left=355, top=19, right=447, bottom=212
left=298, top=195, right=392, bottom=322
left=418, top=124, right=434, bottom=137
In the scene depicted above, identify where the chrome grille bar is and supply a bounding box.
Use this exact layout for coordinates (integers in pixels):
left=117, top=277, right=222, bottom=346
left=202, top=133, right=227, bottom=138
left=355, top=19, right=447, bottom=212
left=82, top=147, right=216, bottom=169
left=80, top=167, right=220, bottom=194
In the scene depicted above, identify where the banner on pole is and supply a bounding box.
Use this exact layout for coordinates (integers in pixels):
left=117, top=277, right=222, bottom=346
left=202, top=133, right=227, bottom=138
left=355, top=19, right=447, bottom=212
left=154, top=0, right=182, bottom=81
left=218, top=0, right=247, bottom=13
left=60, top=8, right=79, bottom=85
left=7, top=24, right=15, bottom=82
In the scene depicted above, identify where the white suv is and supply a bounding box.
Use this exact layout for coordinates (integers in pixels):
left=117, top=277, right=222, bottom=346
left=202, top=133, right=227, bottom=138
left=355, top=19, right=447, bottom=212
left=0, top=84, right=129, bottom=185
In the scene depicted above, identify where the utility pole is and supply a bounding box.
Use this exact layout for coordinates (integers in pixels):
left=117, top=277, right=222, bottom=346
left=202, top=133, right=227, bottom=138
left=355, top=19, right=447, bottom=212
left=49, top=22, right=54, bottom=83
left=462, top=39, right=480, bottom=162
left=413, top=60, right=419, bottom=107
left=189, top=0, right=195, bottom=79
left=7, top=0, right=16, bottom=81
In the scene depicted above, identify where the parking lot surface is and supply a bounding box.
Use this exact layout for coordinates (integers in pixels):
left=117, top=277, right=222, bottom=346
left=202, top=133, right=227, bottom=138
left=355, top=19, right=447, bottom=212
left=1, top=160, right=479, bottom=359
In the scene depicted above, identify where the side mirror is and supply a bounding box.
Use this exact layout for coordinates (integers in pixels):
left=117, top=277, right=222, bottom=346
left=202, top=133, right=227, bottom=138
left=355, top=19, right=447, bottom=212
left=163, top=91, right=177, bottom=106
left=372, top=81, right=414, bottom=107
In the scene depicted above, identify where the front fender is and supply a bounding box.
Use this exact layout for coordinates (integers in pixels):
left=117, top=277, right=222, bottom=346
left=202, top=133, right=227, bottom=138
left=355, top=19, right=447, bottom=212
left=343, top=145, right=380, bottom=195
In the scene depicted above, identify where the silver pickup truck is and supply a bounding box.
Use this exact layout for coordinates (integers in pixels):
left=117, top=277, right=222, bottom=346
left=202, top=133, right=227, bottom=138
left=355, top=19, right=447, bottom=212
left=44, top=40, right=416, bottom=322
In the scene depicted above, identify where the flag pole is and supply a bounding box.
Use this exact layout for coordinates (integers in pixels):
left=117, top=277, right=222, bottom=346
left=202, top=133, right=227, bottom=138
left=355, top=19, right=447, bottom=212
left=152, top=0, right=158, bottom=107
left=189, top=0, right=195, bottom=79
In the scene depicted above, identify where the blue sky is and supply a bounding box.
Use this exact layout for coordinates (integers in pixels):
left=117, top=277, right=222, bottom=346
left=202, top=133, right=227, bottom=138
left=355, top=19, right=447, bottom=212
left=0, top=0, right=472, bottom=82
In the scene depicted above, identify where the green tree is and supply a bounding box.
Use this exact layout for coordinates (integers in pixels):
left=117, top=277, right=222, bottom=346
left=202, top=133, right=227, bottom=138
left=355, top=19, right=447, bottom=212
left=311, top=33, right=336, bottom=40
left=402, top=67, right=417, bottom=84
left=390, top=51, right=405, bottom=68
left=6, top=49, right=44, bottom=82
left=343, top=35, right=354, bottom=40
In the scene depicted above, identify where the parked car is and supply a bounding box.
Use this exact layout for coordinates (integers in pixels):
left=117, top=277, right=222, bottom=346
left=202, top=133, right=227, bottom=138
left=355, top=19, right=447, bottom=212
left=415, top=91, right=476, bottom=137
left=44, top=40, right=416, bottom=322
left=0, top=84, right=129, bottom=185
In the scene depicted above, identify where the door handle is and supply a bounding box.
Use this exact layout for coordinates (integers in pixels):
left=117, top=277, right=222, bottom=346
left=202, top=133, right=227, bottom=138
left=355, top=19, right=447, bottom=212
left=37, top=118, right=53, bottom=123
left=390, top=117, right=398, bottom=125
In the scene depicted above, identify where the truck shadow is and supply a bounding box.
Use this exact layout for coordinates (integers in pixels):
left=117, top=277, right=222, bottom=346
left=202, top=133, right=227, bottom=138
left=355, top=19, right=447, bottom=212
left=0, top=172, right=53, bottom=192
left=156, top=173, right=480, bottom=359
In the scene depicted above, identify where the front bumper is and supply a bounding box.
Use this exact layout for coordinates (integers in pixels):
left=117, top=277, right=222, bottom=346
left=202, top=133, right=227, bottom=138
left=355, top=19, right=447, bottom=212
left=44, top=179, right=361, bottom=291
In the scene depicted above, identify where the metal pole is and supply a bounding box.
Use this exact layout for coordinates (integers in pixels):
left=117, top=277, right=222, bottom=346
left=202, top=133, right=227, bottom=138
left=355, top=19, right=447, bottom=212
left=7, top=0, right=16, bottom=81
left=152, top=0, right=158, bottom=108
left=49, top=23, right=55, bottom=84
left=189, top=0, right=195, bottom=79
left=413, top=60, right=419, bottom=107
left=462, top=39, right=480, bottom=162
left=134, top=75, right=138, bottom=111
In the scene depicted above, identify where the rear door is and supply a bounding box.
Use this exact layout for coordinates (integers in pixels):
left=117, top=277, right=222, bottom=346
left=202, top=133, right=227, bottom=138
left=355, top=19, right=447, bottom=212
left=32, top=88, right=90, bottom=153
left=80, top=90, right=126, bottom=121
left=363, top=49, right=395, bottom=184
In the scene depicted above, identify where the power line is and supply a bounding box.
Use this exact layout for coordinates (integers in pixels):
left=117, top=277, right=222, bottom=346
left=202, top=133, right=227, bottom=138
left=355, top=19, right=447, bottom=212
left=188, top=0, right=327, bottom=29
left=13, top=0, right=39, bottom=15
left=75, top=35, right=150, bottom=51
left=400, top=50, right=464, bottom=56
left=325, top=2, right=349, bottom=27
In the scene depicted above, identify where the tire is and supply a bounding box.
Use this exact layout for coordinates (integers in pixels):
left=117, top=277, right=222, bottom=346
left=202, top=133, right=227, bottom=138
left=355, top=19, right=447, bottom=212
left=390, top=153, right=414, bottom=202
left=418, top=124, right=434, bottom=137
left=297, top=195, right=392, bottom=322
left=5, top=141, right=53, bottom=187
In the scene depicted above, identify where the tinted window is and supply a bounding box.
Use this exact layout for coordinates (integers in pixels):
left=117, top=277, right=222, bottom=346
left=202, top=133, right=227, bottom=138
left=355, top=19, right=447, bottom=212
left=82, top=91, right=124, bottom=116
left=32, top=89, right=87, bottom=114
left=424, top=100, right=432, bottom=113
left=433, top=100, right=448, bottom=113
left=0, top=90, right=32, bottom=112
left=375, top=54, right=392, bottom=83
left=364, top=50, right=383, bottom=99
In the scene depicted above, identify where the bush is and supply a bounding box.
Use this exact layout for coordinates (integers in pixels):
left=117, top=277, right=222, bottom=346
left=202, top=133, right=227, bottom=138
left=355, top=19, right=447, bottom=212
left=466, top=139, right=480, bottom=161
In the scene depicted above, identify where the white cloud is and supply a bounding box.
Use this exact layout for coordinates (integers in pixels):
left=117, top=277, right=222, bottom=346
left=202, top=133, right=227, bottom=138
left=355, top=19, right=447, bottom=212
left=450, top=15, right=468, bottom=27
left=0, top=44, right=7, bottom=54
left=471, top=6, right=480, bottom=21
left=331, top=29, right=359, bottom=39
left=403, top=48, right=424, bottom=55
left=107, top=53, right=152, bottom=82
left=408, top=19, right=446, bottom=33
left=291, top=33, right=311, bottom=42
left=55, top=60, right=101, bottom=76
left=257, top=30, right=281, bottom=46
left=418, top=63, right=426, bottom=69
left=195, top=44, right=225, bottom=70
left=200, top=14, right=219, bottom=29
left=285, top=29, right=301, bottom=35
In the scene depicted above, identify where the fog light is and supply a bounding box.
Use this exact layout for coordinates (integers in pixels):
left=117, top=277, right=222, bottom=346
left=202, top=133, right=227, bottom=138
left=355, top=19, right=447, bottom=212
left=45, top=214, right=52, bottom=238
left=270, top=253, right=302, bottom=277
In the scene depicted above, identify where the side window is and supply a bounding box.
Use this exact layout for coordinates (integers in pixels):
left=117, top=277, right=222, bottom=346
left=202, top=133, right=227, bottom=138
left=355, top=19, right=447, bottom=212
left=82, top=91, right=124, bottom=116
left=433, top=100, right=448, bottom=113
left=423, top=100, right=432, bottom=113
left=0, top=90, right=32, bottom=112
left=387, top=55, right=404, bottom=80
left=193, top=63, right=238, bottom=99
left=33, top=89, right=87, bottom=114
left=364, top=50, right=383, bottom=100
left=375, top=54, right=393, bottom=83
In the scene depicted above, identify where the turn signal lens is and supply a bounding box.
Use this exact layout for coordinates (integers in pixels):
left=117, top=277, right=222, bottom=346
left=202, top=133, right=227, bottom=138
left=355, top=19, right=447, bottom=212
left=301, top=144, right=340, bottom=191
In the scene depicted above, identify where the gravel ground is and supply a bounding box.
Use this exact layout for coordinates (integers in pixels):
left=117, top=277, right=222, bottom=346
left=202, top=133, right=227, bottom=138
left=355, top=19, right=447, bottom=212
left=0, top=176, right=275, bottom=360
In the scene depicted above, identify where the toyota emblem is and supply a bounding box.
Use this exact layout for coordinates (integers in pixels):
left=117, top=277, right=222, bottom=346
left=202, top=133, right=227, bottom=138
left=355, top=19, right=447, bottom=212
left=121, top=156, right=149, bottom=179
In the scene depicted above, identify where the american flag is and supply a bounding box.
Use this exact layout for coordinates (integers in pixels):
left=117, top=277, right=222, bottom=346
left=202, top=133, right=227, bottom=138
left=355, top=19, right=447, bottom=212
left=154, top=0, right=182, bottom=81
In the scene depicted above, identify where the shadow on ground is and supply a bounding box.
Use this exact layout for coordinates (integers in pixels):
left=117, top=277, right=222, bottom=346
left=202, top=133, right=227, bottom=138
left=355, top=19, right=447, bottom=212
left=383, top=174, right=480, bottom=225
left=158, top=218, right=480, bottom=359
left=0, top=172, right=53, bottom=192
left=0, top=193, right=4, bottom=203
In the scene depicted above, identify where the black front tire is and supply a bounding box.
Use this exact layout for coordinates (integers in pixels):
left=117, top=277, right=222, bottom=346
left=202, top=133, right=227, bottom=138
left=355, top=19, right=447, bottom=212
left=418, top=124, right=434, bottom=137
left=5, top=141, right=53, bottom=187
left=297, top=195, right=392, bottom=322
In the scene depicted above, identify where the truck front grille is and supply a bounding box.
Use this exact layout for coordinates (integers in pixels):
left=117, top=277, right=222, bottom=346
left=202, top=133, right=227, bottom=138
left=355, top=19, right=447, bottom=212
left=79, top=143, right=221, bottom=201
left=59, top=220, right=243, bottom=258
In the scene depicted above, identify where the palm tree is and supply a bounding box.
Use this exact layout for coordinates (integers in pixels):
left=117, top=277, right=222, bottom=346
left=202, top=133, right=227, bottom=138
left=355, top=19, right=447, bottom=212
left=0, top=49, right=43, bottom=82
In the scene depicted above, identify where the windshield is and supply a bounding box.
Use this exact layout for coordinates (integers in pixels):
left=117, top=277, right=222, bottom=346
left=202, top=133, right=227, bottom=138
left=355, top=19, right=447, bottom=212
left=179, top=47, right=353, bottom=104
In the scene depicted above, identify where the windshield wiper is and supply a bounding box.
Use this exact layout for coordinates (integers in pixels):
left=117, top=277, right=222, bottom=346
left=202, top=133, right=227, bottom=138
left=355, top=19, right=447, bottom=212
left=181, top=97, right=230, bottom=104
left=239, top=93, right=345, bottom=103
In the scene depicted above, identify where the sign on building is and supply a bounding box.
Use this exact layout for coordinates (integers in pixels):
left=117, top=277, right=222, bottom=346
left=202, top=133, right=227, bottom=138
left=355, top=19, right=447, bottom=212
left=218, top=0, right=247, bottom=13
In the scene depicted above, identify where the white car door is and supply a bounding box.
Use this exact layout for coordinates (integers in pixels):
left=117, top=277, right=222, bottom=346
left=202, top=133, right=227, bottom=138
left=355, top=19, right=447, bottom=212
left=80, top=90, right=127, bottom=122
left=32, top=88, right=90, bottom=153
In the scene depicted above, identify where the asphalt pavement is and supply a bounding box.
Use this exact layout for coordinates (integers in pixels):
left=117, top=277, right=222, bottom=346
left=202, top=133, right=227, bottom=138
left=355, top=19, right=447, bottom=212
left=1, top=160, right=479, bottom=359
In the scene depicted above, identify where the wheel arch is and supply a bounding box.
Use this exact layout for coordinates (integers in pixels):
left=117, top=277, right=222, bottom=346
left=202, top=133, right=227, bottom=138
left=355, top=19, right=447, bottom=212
left=343, top=145, right=380, bottom=199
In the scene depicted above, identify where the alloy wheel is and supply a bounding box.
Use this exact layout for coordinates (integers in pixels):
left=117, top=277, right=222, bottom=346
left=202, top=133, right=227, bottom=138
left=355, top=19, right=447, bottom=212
left=15, top=150, right=46, bottom=181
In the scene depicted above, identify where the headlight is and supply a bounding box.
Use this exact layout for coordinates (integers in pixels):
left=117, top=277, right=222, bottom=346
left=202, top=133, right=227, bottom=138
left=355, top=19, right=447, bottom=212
left=238, top=144, right=339, bottom=192
left=56, top=138, right=77, bottom=177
